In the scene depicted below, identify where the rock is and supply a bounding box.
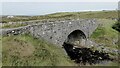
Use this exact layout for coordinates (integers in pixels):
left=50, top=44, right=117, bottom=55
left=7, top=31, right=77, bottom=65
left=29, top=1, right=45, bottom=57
left=63, top=43, right=112, bottom=65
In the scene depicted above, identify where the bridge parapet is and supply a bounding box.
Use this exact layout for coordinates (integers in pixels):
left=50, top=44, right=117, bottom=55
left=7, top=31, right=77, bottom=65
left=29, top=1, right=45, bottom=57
left=1, top=19, right=99, bottom=46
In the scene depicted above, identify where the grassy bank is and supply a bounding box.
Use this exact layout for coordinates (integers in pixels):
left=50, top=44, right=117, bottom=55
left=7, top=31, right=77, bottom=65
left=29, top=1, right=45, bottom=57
left=90, top=19, right=118, bottom=58
left=90, top=19, right=118, bottom=45
left=2, top=34, right=75, bottom=66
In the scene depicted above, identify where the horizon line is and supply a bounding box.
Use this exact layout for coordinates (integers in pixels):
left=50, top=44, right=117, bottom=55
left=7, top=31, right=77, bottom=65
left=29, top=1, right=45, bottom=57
left=1, top=9, right=117, bottom=16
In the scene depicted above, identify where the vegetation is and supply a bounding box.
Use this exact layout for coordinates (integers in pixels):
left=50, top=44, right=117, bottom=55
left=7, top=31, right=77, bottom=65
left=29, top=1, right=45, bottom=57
left=1, top=10, right=118, bottom=28
left=1, top=10, right=119, bottom=66
left=90, top=19, right=118, bottom=59
left=90, top=19, right=119, bottom=66
left=112, top=22, right=120, bottom=32
left=1, top=16, right=31, bottom=23
left=2, top=34, right=75, bottom=66
left=2, top=23, right=27, bottom=28
left=91, top=19, right=118, bottom=46
left=1, top=10, right=118, bottom=23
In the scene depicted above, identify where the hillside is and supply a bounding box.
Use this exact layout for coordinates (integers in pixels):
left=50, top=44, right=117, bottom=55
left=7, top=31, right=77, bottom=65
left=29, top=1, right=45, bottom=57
left=1, top=10, right=118, bottom=23
left=2, top=34, right=75, bottom=66
left=1, top=10, right=119, bottom=66
left=1, top=10, right=118, bottom=28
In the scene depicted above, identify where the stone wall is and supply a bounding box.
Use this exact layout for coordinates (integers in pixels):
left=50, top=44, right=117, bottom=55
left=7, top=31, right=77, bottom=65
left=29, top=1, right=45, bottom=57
left=1, top=19, right=99, bottom=46
left=0, top=25, right=31, bottom=36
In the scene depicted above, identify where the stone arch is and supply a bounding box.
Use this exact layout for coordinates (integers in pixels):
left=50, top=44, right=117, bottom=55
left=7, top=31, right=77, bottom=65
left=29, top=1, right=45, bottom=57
left=63, top=29, right=87, bottom=48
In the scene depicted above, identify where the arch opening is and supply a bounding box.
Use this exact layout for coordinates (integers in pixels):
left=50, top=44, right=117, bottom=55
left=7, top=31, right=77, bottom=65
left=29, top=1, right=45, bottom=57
left=64, top=30, right=86, bottom=48
left=62, top=30, right=112, bottom=65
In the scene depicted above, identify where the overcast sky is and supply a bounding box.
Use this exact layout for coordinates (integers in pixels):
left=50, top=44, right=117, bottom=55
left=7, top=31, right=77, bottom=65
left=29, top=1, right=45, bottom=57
left=0, top=0, right=119, bottom=2
left=1, top=1, right=119, bottom=15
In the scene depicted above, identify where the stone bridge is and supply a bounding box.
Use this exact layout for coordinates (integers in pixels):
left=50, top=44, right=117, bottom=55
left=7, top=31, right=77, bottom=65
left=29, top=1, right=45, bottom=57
left=1, top=19, right=99, bottom=47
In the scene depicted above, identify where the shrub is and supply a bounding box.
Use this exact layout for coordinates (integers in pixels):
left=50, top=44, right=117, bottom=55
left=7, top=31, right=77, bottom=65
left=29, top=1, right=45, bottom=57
left=112, top=22, right=120, bottom=32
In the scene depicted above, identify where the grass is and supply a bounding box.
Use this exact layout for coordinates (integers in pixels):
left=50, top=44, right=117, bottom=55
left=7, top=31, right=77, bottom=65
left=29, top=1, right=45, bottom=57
left=90, top=19, right=118, bottom=58
left=2, top=10, right=118, bottom=22
left=90, top=19, right=118, bottom=46
left=2, top=34, right=75, bottom=66
left=46, top=10, right=117, bottom=19
left=2, top=23, right=27, bottom=28
left=1, top=10, right=118, bottom=28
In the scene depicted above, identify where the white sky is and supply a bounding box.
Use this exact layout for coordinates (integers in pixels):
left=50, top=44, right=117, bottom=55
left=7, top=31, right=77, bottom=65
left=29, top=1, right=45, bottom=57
left=2, top=2, right=118, bottom=15
left=0, top=0, right=120, bottom=2
left=0, top=0, right=119, bottom=15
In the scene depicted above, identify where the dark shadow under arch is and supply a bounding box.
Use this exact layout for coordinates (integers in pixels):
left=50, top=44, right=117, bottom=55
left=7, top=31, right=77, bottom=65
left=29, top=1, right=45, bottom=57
left=64, top=30, right=86, bottom=47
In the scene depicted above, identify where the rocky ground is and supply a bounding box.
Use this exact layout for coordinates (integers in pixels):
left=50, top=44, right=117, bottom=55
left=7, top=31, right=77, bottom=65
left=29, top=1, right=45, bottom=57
left=62, top=42, right=118, bottom=65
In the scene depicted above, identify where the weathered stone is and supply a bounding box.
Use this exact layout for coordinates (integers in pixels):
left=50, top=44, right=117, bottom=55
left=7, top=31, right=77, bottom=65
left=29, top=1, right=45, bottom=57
left=1, top=19, right=99, bottom=46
